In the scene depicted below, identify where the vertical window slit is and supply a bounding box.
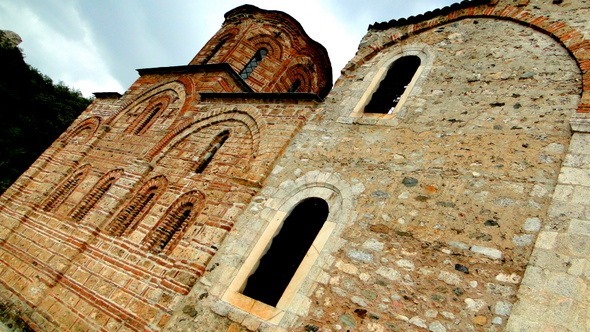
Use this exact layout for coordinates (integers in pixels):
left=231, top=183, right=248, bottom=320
left=42, top=167, right=88, bottom=212
left=145, top=202, right=194, bottom=254
left=240, top=48, right=268, bottom=80
left=242, top=197, right=329, bottom=307
left=202, top=38, right=228, bottom=64
left=288, top=79, right=302, bottom=93
left=109, top=189, right=157, bottom=236
left=133, top=105, right=161, bottom=134
left=196, top=130, right=230, bottom=174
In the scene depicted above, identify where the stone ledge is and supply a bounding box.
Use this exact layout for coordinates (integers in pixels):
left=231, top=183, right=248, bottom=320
left=570, top=113, right=590, bottom=133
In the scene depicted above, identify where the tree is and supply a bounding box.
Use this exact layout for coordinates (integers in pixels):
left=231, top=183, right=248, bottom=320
left=0, top=32, right=92, bottom=193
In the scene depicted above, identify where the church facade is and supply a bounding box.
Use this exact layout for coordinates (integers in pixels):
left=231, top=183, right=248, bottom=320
left=1, top=1, right=589, bottom=331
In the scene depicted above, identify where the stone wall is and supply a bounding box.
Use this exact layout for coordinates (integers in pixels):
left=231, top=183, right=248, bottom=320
left=180, top=1, right=589, bottom=331
left=506, top=118, right=590, bottom=331
left=1, top=1, right=590, bottom=331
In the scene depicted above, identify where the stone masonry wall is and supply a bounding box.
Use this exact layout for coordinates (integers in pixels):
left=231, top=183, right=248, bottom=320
left=299, top=17, right=581, bottom=331
left=506, top=121, right=590, bottom=330
left=181, top=5, right=586, bottom=331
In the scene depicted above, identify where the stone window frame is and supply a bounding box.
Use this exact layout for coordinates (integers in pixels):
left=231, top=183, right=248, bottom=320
left=211, top=171, right=364, bottom=329
left=338, top=44, right=435, bottom=126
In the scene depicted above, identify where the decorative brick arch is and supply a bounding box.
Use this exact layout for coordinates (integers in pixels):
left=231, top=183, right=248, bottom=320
left=191, top=27, right=240, bottom=65
left=141, top=190, right=206, bottom=255
left=273, top=62, right=313, bottom=94
left=146, top=108, right=263, bottom=165
left=106, top=175, right=168, bottom=236
left=41, top=164, right=91, bottom=212
left=124, top=95, right=171, bottom=135
left=245, top=34, right=285, bottom=61
left=60, top=116, right=101, bottom=145
left=347, top=3, right=589, bottom=113
left=107, top=80, right=189, bottom=128
left=70, top=168, right=124, bottom=222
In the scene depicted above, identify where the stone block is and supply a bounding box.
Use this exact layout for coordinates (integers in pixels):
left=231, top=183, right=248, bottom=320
left=558, top=167, right=590, bottom=186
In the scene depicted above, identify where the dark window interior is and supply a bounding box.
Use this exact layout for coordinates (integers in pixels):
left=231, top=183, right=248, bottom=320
left=364, top=55, right=421, bottom=114
left=242, top=197, right=329, bottom=307
left=288, top=79, right=301, bottom=93
left=196, top=130, right=230, bottom=174
left=202, top=37, right=228, bottom=64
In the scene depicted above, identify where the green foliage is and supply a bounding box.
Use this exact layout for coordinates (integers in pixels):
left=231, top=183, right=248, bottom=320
left=0, top=41, right=92, bottom=193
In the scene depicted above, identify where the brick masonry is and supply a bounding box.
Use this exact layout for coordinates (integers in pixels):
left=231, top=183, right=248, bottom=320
left=0, top=5, right=330, bottom=331
left=1, top=1, right=590, bottom=331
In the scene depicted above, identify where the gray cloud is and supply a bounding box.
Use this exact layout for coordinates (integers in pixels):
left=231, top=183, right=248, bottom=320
left=0, top=0, right=460, bottom=96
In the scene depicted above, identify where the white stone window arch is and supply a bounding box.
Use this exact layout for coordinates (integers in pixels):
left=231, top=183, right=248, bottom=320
left=341, top=43, right=435, bottom=126
left=215, top=172, right=363, bottom=328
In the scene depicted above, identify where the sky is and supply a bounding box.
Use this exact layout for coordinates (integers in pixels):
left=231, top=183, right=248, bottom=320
left=0, top=0, right=458, bottom=97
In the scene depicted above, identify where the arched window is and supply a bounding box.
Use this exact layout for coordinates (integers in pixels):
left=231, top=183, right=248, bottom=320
left=107, top=176, right=167, bottom=236
left=288, top=79, right=302, bottom=93
left=71, top=169, right=123, bottom=222
left=239, top=48, right=268, bottom=80
left=202, top=37, right=229, bottom=64
left=42, top=165, right=91, bottom=212
left=242, top=197, right=329, bottom=306
left=364, top=55, right=421, bottom=114
left=196, top=130, right=230, bottom=174
left=142, top=191, right=204, bottom=254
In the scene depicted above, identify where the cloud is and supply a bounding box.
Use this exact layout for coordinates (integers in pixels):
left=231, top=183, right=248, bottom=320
left=0, top=0, right=460, bottom=96
left=0, top=0, right=124, bottom=96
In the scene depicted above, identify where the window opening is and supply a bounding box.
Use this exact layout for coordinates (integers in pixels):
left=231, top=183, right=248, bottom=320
left=202, top=37, right=228, bottom=64
left=144, top=202, right=194, bottom=254
left=71, top=171, right=120, bottom=222
left=288, top=79, right=302, bottom=93
left=364, top=55, right=421, bottom=114
left=196, top=130, right=230, bottom=174
left=242, top=197, right=329, bottom=307
left=239, top=48, right=268, bottom=80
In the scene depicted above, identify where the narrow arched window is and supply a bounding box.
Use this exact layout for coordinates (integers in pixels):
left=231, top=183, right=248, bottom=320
left=71, top=169, right=122, bottom=222
left=364, top=55, right=421, bottom=114
left=131, top=104, right=162, bottom=134
left=239, top=48, right=268, bottom=80
left=144, top=202, right=194, bottom=254
left=107, top=176, right=167, bottom=236
left=196, top=130, right=230, bottom=174
left=202, top=37, right=228, bottom=64
left=242, top=197, right=329, bottom=307
left=288, top=79, right=302, bottom=93
left=42, top=165, right=90, bottom=212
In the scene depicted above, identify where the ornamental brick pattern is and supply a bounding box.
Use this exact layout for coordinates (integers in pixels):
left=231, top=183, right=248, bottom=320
left=0, top=5, right=330, bottom=331
left=1, top=1, right=590, bottom=332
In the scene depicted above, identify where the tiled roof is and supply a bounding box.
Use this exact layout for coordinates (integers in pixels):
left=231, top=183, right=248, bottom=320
left=368, top=0, right=492, bottom=30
